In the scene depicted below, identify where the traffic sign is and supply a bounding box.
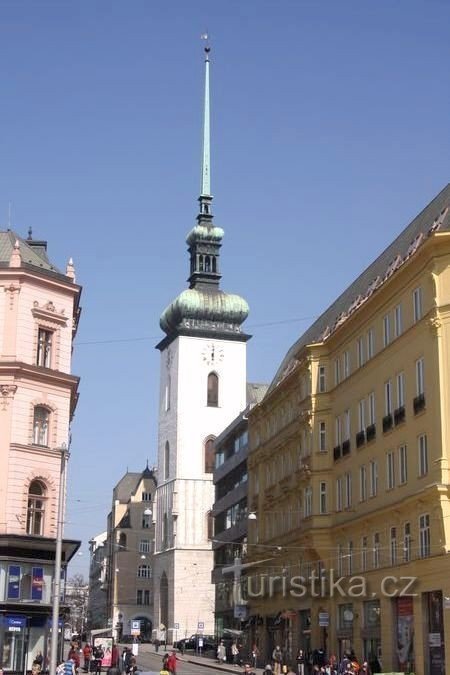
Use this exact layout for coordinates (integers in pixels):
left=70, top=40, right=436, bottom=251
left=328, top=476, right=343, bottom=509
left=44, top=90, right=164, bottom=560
left=131, top=620, right=141, bottom=636
left=174, top=623, right=179, bottom=630
left=197, top=621, right=204, bottom=630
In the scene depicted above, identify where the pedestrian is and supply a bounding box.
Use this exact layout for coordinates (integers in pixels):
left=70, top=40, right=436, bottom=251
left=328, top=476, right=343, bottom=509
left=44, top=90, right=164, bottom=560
left=272, top=646, right=283, bottom=675
left=126, top=656, right=137, bottom=675
left=166, top=651, right=178, bottom=675
left=358, top=662, right=371, bottom=675
left=93, top=645, right=104, bottom=675
left=68, top=646, right=80, bottom=671
left=264, top=666, right=273, bottom=675
left=296, top=649, right=305, bottom=675
left=122, top=648, right=131, bottom=675
left=232, top=642, right=240, bottom=666
left=251, top=644, right=259, bottom=669
left=242, top=664, right=256, bottom=675
left=162, top=653, right=169, bottom=671
left=217, top=641, right=226, bottom=664
left=63, top=658, right=77, bottom=675
left=34, top=652, right=44, bottom=668
left=83, top=644, right=92, bottom=673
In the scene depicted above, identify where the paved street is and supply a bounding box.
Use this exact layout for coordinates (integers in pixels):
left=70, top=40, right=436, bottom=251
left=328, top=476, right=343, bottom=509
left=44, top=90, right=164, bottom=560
left=134, top=645, right=261, bottom=675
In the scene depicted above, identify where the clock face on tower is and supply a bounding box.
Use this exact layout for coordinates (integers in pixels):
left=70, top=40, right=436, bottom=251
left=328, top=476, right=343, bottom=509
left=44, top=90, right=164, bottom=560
left=202, top=342, right=224, bottom=367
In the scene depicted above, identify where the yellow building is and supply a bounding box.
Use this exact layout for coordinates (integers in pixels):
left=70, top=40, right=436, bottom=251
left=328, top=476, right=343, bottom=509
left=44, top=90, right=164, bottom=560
left=247, top=185, right=450, bottom=674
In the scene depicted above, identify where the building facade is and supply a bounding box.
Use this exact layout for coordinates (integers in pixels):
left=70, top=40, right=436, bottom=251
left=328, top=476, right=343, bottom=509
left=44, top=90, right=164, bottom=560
left=212, top=384, right=267, bottom=637
left=87, top=532, right=108, bottom=631
left=105, top=467, right=157, bottom=642
left=0, top=229, right=81, bottom=672
left=247, top=185, right=450, bottom=674
left=152, top=45, right=250, bottom=642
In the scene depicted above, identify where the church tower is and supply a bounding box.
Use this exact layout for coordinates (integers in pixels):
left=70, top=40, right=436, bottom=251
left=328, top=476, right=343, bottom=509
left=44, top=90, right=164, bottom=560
left=153, top=42, right=250, bottom=640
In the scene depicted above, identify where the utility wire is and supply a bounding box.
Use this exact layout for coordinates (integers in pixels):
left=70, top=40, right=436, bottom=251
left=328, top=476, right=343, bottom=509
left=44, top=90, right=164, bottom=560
left=74, top=316, right=316, bottom=346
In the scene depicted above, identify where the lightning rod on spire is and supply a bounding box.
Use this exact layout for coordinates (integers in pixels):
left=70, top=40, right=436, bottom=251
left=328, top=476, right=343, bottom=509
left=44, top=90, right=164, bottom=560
left=198, top=33, right=212, bottom=221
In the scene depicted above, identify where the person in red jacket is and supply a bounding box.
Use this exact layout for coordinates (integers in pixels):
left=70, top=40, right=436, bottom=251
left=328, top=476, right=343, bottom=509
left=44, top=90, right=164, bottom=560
left=68, top=646, right=80, bottom=670
left=166, top=651, right=178, bottom=675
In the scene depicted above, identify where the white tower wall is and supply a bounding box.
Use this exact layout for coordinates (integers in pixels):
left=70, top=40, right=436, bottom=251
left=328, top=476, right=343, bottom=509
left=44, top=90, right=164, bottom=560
left=153, top=334, right=247, bottom=638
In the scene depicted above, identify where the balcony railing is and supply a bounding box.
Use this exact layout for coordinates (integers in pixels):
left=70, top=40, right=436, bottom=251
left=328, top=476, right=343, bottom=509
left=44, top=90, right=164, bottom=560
left=413, top=393, right=426, bottom=415
left=333, top=445, right=342, bottom=461
left=366, top=424, right=376, bottom=442
left=382, top=413, right=393, bottom=433
left=356, top=430, right=366, bottom=448
left=394, top=405, right=405, bottom=426
left=342, top=439, right=351, bottom=456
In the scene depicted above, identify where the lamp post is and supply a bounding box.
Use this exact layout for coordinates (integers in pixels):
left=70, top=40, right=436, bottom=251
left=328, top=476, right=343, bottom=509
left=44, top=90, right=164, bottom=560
left=49, top=444, right=69, bottom=675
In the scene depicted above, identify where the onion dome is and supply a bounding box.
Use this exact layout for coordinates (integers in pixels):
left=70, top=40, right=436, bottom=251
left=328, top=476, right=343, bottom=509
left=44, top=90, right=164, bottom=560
left=160, top=288, right=249, bottom=335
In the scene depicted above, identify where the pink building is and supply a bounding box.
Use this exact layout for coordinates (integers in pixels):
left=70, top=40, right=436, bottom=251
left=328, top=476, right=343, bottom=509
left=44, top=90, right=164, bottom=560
left=0, top=229, right=81, bottom=673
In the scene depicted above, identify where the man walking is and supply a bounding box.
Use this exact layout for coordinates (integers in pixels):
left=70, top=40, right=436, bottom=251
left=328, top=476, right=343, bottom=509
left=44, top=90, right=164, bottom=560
left=272, top=646, right=283, bottom=675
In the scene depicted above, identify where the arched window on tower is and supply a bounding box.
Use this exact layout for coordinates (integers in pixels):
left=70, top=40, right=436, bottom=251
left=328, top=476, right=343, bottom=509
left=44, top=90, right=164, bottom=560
left=205, top=256, right=211, bottom=272
left=164, top=441, right=170, bottom=480
left=165, top=374, right=171, bottom=412
left=118, top=532, right=127, bottom=551
left=206, top=510, right=214, bottom=540
left=33, top=406, right=50, bottom=446
left=162, top=513, right=169, bottom=550
left=212, top=257, right=217, bottom=273
left=27, top=480, right=46, bottom=535
left=199, top=255, right=204, bottom=272
left=204, top=436, right=216, bottom=473
left=207, top=372, right=219, bottom=407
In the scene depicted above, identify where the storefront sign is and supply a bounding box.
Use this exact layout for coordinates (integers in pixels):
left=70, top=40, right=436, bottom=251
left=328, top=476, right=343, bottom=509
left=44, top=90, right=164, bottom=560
left=318, top=612, right=329, bottom=627
left=6, top=616, right=26, bottom=632
left=234, top=605, right=248, bottom=620
left=428, top=633, right=441, bottom=648
left=7, top=566, right=21, bottom=600
left=131, top=621, right=141, bottom=636
left=31, top=567, right=44, bottom=601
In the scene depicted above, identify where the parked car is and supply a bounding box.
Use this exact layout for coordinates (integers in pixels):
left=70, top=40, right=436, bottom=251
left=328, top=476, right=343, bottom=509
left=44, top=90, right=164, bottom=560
left=175, top=634, right=217, bottom=652
left=120, top=635, right=141, bottom=643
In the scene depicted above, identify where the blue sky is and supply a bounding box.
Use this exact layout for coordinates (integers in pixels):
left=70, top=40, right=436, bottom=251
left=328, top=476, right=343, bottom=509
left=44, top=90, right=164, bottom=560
left=0, top=0, right=448, bottom=576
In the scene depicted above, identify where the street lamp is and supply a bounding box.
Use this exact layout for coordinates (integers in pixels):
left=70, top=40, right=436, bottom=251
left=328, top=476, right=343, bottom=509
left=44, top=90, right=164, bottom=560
left=144, top=508, right=152, bottom=516
left=49, top=443, right=69, bottom=675
left=248, top=512, right=257, bottom=520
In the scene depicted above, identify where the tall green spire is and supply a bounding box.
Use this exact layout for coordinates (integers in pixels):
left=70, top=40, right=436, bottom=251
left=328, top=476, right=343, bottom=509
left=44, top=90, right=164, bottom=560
left=199, top=38, right=212, bottom=221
